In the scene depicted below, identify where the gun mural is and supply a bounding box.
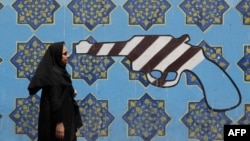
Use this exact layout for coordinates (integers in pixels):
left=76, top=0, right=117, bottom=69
left=76, top=34, right=241, bottom=111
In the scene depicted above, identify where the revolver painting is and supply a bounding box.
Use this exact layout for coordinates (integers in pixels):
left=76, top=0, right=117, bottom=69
left=76, top=34, right=241, bottom=111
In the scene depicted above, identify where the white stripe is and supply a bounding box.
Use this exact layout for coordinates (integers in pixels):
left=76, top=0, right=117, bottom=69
left=119, top=36, right=145, bottom=55
left=76, top=41, right=92, bottom=53
left=154, top=42, right=191, bottom=72
left=132, top=36, right=172, bottom=71
left=177, top=49, right=205, bottom=71
left=97, top=43, right=115, bottom=55
left=162, top=50, right=205, bottom=87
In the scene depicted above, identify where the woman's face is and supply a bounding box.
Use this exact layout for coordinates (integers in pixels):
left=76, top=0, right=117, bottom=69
left=61, top=45, right=69, bottom=65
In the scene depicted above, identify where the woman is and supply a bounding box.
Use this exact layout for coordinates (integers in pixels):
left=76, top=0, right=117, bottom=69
left=28, top=42, right=82, bottom=141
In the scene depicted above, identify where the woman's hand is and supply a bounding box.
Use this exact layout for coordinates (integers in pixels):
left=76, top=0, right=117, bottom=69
left=56, top=122, right=65, bottom=139
left=73, top=89, right=77, bottom=97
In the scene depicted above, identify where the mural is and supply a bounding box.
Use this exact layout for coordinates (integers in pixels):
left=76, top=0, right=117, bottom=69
left=75, top=34, right=242, bottom=111
left=1, top=0, right=250, bottom=141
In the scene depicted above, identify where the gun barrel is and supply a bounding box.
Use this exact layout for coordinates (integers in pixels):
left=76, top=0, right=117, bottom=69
left=76, top=34, right=190, bottom=73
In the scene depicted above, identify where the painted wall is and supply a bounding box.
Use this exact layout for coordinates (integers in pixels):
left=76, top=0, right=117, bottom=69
left=0, top=0, right=250, bottom=141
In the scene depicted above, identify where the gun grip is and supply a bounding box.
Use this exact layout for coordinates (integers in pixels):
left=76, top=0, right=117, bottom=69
left=191, top=59, right=241, bottom=111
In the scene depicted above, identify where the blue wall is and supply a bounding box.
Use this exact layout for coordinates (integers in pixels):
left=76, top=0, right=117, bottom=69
left=0, top=0, right=250, bottom=141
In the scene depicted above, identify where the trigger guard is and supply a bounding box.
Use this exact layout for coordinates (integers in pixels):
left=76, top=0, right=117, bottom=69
left=149, top=70, right=177, bottom=81
left=149, top=70, right=162, bottom=79
left=146, top=71, right=180, bottom=87
left=165, top=71, right=178, bottom=81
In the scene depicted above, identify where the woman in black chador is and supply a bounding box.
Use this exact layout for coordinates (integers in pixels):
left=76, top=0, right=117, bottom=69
left=28, top=42, right=82, bottom=141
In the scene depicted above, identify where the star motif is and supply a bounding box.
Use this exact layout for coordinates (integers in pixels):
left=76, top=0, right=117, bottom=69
left=123, top=0, right=171, bottom=30
left=67, top=0, right=116, bottom=30
left=180, top=0, right=229, bottom=31
left=121, top=58, right=150, bottom=87
left=186, top=40, right=229, bottom=88
left=69, top=37, right=115, bottom=85
left=76, top=94, right=114, bottom=141
left=9, top=95, right=40, bottom=140
left=238, top=104, right=250, bottom=124
left=123, top=93, right=171, bottom=140
left=0, top=2, right=3, bottom=10
left=237, top=45, right=250, bottom=81
left=12, top=0, right=60, bottom=30
left=10, top=36, right=50, bottom=80
left=181, top=99, right=233, bottom=141
left=0, top=113, right=2, bottom=131
left=236, top=0, right=250, bottom=25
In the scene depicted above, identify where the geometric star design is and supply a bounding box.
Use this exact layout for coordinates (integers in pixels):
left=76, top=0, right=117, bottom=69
left=236, top=0, right=250, bottom=25
left=67, top=0, right=116, bottom=30
left=122, top=93, right=171, bottom=141
left=69, top=37, right=115, bottom=85
left=237, top=45, right=250, bottom=81
left=181, top=98, right=233, bottom=141
left=0, top=113, right=2, bottom=130
left=123, top=0, right=171, bottom=30
left=237, top=104, right=250, bottom=125
left=121, top=58, right=150, bottom=87
left=200, top=41, right=229, bottom=70
left=10, top=36, right=50, bottom=81
left=76, top=94, right=114, bottom=141
left=186, top=41, right=229, bottom=88
left=9, top=95, right=40, bottom=140
left=0, top=2, right=3, bottom=10
left=179, top=0, right=229, bottom=31
left=12, top=0, right=60, bottom=30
